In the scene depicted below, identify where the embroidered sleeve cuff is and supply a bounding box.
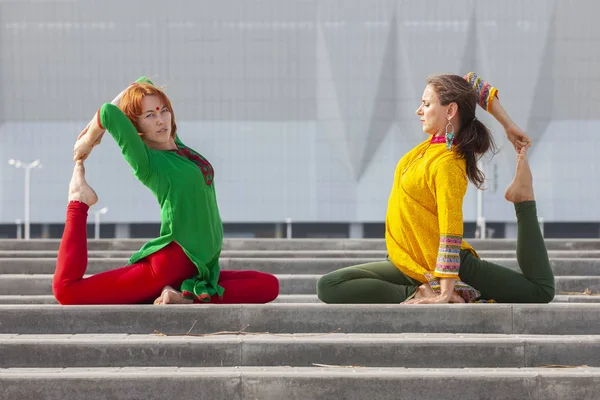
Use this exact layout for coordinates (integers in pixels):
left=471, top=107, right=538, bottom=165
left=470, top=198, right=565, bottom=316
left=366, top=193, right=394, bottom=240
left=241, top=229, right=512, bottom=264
left=464, top=72, right=499, bottom=112
left=425, top=273, right=484, bottom=302
left=96, top=107, right=104, bottom=130
left=486, top=86, right=498, bottom=112
left=434, top=234, right=462, bottom=277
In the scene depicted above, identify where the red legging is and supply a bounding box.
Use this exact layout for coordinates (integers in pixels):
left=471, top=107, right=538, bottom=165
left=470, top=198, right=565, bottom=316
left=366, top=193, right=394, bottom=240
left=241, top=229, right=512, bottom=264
left=52, top=202, right=280, bottom=305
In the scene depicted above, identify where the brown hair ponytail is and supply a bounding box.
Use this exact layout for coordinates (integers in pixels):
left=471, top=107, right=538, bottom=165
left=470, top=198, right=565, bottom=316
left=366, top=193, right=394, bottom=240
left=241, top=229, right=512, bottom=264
left=427, top=75, right=497, bottom=188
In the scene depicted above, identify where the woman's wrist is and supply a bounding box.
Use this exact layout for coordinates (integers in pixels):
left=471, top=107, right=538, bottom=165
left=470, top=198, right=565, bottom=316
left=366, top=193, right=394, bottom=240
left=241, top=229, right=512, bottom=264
left=85, top=111, right=105, bottom=141
left=438, top=291, right=454, bottom=300
left=489, top=98, right=516, bottom=130
left=110, top=89, right=127, bottom=106
left=439, top=278, right=456, bottom=297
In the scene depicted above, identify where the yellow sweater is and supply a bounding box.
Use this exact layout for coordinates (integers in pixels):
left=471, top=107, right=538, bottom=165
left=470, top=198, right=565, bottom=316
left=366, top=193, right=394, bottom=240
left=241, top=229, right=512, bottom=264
left=385, top=135, right=478, bottom=283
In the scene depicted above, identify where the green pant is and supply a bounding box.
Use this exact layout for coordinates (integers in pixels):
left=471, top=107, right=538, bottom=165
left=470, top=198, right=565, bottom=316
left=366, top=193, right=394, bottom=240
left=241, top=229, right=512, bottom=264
left=317, top=201, right=555, bottom=304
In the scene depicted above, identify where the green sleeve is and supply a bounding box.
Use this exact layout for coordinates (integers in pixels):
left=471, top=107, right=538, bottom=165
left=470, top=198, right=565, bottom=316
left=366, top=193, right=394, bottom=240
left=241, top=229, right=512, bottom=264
left=99, top=103, right=152, bottom=181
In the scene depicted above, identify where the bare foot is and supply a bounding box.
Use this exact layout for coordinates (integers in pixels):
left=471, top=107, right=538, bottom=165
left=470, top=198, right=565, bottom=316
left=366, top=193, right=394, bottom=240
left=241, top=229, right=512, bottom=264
left=504, top=147, right=535, bottom=204
left=404, top=283, right=466, bottom=304
left=153, top=286, right=193, bottom=305
left=68, top=161, right=98, bottom=206
left=414, top=283, right=435, bottom=300
left=448, top=291, right=466, bottom=304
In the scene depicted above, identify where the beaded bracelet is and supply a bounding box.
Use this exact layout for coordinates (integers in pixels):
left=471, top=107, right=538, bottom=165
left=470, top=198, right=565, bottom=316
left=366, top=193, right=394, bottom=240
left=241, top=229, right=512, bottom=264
left=464, top=72, right=498, bottom=112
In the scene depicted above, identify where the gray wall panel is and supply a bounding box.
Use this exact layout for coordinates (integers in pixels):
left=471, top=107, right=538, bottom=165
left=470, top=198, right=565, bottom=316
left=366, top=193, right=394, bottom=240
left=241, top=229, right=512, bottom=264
left=0, top=0, right=597, bottom=224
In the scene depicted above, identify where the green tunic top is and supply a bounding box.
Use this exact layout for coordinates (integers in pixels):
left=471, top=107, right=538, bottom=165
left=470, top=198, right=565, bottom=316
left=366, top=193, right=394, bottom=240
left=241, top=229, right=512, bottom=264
left=98, top=96, right=224, bottom=301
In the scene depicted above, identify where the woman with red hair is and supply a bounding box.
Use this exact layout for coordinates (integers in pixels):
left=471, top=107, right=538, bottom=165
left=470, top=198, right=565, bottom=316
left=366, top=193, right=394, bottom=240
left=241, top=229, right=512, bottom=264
left=53, top=77, right=280, bottom=305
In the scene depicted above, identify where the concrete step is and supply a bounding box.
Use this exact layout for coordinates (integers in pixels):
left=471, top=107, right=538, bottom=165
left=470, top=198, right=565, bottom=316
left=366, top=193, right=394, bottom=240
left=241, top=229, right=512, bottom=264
left=1, top=274, right=598, bottom=296
left=0, top=295, right=58, bottom=304
left=1, top=304, right=600, bottom=335
left=1, top=249, right=600, bottom=259
left=2, top=293, right=600, bottom=305
left=271, top=294, right=600, bottom=304
left=2, top=333, right=600, bottom=369
left=1, top=366, right=599, bottom=400
left=0, top=257, right=598, bottom=276
left=1, top=238, right=600, bottom=251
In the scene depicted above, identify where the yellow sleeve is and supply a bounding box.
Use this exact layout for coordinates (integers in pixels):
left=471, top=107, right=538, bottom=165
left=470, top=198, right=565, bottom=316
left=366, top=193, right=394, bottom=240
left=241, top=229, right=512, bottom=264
left=432, top=158, right=468, bottom=278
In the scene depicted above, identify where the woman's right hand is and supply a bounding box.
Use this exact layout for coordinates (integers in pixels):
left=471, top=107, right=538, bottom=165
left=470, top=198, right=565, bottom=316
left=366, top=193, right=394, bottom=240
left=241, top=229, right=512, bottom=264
left=402, top=283, right=465, bottom=304
left=505, top=123, right=532, bottom=153
left=402, top=291, right=465, bottom=304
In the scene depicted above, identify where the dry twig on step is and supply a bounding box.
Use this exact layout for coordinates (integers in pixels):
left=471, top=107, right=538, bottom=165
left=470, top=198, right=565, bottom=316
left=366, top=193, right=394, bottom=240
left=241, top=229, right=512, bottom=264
left=152, top=324, right=342, bottom=338
left=558, top=288, right=596, bottom=296
left=312, top=363, right=364, bottom=368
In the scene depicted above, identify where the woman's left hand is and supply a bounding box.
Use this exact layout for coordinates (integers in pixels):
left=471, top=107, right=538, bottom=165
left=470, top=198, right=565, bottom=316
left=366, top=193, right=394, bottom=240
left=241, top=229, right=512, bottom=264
left=73, top=137, right=94, bottom=161
left=77, top=122, right=104, bottom=146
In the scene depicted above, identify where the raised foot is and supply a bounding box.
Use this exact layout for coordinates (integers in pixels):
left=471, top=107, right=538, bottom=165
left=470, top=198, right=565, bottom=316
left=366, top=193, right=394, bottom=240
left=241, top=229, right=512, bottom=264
left=154, top=286, right=193, bottom=305
left=504, top=147, right=535, bottom=204
left=68, top=161, right=98, bottom=206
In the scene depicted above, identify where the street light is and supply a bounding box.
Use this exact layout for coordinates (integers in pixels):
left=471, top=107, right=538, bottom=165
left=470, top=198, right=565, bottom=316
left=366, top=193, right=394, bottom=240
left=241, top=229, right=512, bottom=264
left=285, top=217, right=292, bottom=239
left=15, top=219, right=22, bottom=240
left=93, top=207, right=108, bottom=239
left=8, top=159, right=42, bottom=240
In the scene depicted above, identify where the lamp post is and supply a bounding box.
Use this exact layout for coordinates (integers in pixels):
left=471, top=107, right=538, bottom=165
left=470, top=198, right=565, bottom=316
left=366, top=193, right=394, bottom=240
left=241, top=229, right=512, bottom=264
left=8, top=159, right=42, bottom=240
left=15, top=219, right=22, bottom=240
left=94, top=207, right=108, bottom=239
left=475, top=160, right=486, bottom=239
left=285, top=217, right=292, bottom=239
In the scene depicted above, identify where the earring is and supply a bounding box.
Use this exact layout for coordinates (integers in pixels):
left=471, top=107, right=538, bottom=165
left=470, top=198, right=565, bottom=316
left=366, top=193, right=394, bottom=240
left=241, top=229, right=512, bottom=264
left=445, top=120, right=455, bottom=150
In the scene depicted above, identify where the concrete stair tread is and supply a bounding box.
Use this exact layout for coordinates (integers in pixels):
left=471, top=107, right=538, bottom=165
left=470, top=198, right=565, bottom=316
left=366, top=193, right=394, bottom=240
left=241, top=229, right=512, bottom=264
left=2, top=366, right=599, bottom=382
left=3, top=367, right=598, bottom=400
left=2, top=366, right=600, bottom=375
left=270, top=294, right=600, bottom=303
left=5, top=335, right=596, bottom=368
left=2, top=303, right=600, bottom=335
left=4, top=332, right=600, bottom=369
left=0, top=295, right=58, bottom=304
left=4, top=332, right=600, bottom=342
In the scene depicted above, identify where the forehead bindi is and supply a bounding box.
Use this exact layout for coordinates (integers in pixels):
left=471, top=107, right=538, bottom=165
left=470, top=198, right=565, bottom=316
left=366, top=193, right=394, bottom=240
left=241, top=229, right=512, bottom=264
left=141, top=96, right=165, bottom=113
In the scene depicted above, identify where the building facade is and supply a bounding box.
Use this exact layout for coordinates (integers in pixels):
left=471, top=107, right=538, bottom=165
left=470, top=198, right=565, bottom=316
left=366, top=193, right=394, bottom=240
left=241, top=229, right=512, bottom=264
left=0, top=0, right=598, bottom=238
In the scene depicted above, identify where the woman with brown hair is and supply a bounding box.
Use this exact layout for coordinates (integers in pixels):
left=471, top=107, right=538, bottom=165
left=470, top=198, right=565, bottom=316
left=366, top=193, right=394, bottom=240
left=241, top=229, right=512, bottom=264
left=52, top=77, right=279, bottom=305
left=317, top=73, right=555, bottom=304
